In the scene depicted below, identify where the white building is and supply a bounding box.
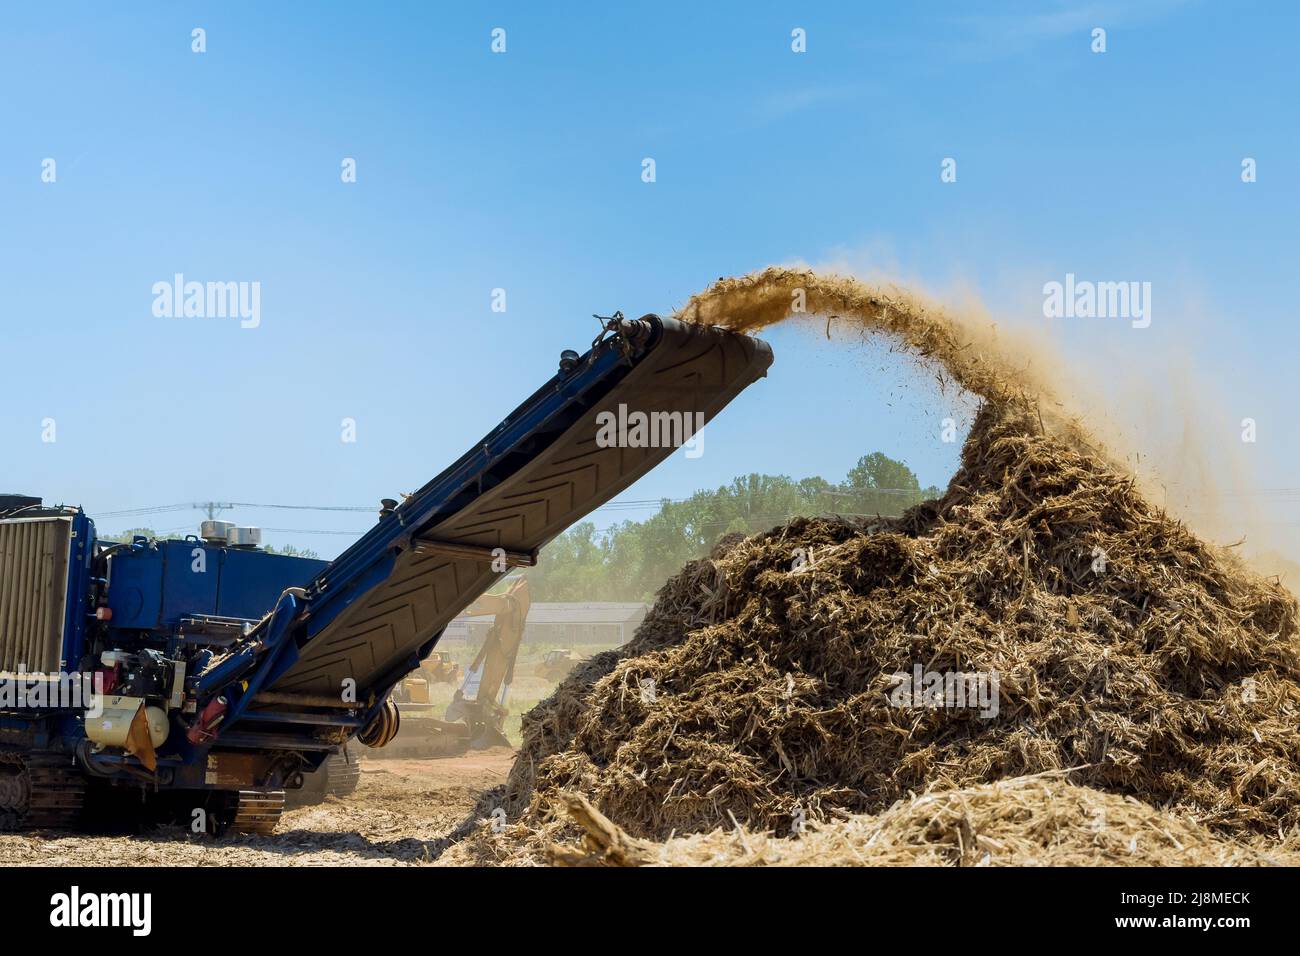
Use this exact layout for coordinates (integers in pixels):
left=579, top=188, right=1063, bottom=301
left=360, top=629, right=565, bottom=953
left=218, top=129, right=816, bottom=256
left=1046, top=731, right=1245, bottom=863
left=459, top=602, right=649, bottom=649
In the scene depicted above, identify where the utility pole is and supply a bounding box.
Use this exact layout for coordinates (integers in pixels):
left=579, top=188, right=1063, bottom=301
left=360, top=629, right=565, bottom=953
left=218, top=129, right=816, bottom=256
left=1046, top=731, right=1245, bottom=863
left=194, top=501, right=234, bottom=520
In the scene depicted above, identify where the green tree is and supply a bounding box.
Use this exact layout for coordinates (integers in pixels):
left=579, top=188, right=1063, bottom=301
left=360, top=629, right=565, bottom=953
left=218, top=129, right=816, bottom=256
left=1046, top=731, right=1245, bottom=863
left=100, top=527, right=179, bottom=544
left=847, top=451, right=920, bottom=492
left=264, top=544, right=321, bottom=559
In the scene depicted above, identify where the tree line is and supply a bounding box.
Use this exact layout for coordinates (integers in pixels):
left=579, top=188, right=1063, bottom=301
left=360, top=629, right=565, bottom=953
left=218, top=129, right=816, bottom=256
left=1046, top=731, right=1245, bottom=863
left=526, top=451, right=939, bottom=602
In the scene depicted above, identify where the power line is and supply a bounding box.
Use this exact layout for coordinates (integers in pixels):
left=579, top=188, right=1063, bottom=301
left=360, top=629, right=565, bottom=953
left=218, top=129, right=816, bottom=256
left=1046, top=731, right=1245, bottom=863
left=260, top=527, right=368, bottom=536
left=96, top=503, right=194, bottom=518
left=227, top=501, right=374, bottom=513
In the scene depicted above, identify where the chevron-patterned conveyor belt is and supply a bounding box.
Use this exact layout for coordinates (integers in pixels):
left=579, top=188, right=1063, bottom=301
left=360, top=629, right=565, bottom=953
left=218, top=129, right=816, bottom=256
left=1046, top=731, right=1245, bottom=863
left=271, top=318, right=771, bottom=697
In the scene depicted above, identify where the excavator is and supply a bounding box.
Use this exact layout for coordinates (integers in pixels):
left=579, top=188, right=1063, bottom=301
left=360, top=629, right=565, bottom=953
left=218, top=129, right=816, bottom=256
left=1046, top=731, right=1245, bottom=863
left=366, top=576, right=532, bottom=759
left=0, top=312, right=771, bottom=833
left=442, top=575, right=531, bottom=749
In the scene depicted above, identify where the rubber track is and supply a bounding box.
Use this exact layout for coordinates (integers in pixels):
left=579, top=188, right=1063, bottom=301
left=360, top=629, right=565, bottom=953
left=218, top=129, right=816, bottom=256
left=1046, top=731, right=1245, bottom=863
left=224, top=789, right=285, bottom=835
left=0, top=748, right=85, bottom=830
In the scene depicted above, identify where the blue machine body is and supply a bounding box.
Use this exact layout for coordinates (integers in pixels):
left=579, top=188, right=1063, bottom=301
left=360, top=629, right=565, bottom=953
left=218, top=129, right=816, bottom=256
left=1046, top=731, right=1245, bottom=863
left=105, top=538, right=327, bottom=635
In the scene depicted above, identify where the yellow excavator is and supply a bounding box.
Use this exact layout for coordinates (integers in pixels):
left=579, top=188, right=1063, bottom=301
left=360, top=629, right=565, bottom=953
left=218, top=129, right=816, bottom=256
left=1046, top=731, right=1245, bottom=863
left=374, top=577, right=532, bottom=757
left=442, top=576, right=532, bottom=749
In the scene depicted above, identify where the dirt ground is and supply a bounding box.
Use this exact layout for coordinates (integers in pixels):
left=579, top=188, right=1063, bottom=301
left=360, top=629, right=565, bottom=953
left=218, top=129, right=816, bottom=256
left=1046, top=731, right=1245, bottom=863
left=0, top=749, right=514, bottom=867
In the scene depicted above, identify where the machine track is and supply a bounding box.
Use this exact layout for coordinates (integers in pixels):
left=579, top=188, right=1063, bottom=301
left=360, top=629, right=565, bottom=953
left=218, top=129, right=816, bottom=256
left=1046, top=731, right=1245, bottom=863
left=219, top=789, right=286, bottom=836
left=0, top=749, right=86, bottom=830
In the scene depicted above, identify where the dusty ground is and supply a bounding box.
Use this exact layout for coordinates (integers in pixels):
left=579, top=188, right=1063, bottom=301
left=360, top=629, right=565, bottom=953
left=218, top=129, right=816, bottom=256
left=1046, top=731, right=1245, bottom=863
left=0, top=749, right=514, bottom=867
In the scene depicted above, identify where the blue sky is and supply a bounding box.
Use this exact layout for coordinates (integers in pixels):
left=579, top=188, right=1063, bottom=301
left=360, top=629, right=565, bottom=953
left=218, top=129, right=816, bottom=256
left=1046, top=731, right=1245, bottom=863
left=2, top=1, right=1297, bottom=558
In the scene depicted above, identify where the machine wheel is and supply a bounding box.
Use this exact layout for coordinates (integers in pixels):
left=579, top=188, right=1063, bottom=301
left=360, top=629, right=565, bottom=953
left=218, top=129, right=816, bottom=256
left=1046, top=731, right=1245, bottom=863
left=0, top=749, right=85, bottom=831
left=324, top=745, right=361, bottom=798
left=285, top=744, right=361, bottom=808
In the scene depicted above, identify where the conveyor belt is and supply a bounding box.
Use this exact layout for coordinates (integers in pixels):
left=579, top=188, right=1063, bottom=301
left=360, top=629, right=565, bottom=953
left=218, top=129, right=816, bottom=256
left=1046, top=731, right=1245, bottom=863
left=268, top=314, right=771, bottom=697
